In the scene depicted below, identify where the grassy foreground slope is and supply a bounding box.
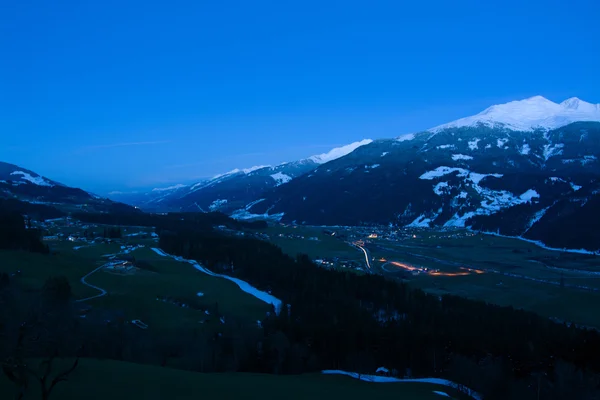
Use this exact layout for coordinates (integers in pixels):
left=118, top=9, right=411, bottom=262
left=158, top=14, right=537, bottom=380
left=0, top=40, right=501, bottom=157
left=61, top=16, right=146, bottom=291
left=0, top=358, right=465, bottom=400
left=0, top=240, right=271, bottom=332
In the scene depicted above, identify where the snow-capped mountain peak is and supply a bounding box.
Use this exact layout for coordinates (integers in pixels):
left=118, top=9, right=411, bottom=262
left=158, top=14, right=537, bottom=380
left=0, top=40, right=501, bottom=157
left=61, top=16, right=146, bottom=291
left=560, top=97, right=599, bottom=113
left=308, top=139, right=373, bottom=164
left=430, top=96, right=600, bottom=132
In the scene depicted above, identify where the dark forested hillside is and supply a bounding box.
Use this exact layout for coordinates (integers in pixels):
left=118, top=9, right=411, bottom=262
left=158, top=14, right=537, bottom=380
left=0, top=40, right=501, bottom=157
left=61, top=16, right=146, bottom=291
left=0, top=211, right=49, bottom=253
left=158, top=228, right=600, bottom=399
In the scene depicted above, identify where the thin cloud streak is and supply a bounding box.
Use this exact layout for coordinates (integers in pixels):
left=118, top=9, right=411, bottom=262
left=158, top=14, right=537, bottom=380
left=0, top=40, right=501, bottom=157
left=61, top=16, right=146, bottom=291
left=76, top=140, right=171, bottom=152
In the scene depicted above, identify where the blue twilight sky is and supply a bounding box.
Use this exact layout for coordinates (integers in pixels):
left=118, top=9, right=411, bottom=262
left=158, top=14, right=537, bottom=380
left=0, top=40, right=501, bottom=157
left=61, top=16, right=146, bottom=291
left=1, top=0, right=599, bottom=193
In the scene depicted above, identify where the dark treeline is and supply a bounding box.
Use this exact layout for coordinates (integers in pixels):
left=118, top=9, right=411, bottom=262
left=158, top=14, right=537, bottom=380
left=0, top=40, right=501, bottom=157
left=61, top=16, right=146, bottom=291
left=159, top=229, right=600, bottom=399
left=0, top=211, right=49, bottom=254
left=73, top=211, right=267, bottom=232
left=0, top=198, right=64, bottom=221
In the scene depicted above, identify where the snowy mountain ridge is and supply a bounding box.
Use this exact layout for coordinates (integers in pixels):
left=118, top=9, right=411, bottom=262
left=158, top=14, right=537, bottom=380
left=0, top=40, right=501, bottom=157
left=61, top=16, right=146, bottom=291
left=152, top=184, right=188, bottom=192
left=430, top=96, right=600, bottom=133
left=308, top=139, right=373, bottom=164
left=205, top=140, right=374, bottom=183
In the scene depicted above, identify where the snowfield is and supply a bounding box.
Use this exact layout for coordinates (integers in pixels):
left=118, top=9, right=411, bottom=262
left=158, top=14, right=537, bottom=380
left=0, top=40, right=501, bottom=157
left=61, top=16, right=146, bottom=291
left=419, top=167, right=503, bottom=185
left=520, top=189, right=540, bottom=202
left=468, top=138, right=480, bottom=150
left=452, top=154, right=473, bottom=161
left=419, top=167, right=468, bottom=180
left=520, top=143, right=531, bottom=155
left=10, top=171, right=53, bottom=187
left=543, top=142, right=564, bottom=161
left=408, top=214, right=435, bottom=228
left=270, top=172, right=292, bottom=186
left=433, top=182, right=449, bottom=196
left=209, top=199, right=228, bottom=211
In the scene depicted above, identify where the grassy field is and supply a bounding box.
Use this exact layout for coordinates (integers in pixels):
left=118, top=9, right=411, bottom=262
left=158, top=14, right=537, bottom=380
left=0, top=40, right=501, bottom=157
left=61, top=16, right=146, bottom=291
left=0, top=358, right=467, bottom=400
left=85, top=246, right=271, bottom=330
left=264, top=225, right=362, bottom=261
left=0, top=233, right=272, bottom=333
left=263, top=226, right=600, bottom=328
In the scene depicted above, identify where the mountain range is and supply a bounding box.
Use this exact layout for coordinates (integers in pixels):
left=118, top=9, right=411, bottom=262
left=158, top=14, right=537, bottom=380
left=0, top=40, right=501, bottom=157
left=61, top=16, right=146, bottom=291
left=3, top=95, right=600, bottom=251
left=0, top=161, right=134, bottom=216
left=117, top=139, right=373, bottom=213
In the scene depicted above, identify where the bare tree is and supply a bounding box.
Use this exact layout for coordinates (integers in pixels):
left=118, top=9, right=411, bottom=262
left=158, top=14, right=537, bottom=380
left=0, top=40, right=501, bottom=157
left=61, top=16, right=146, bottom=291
left=2, top=323, right=80, bottom=400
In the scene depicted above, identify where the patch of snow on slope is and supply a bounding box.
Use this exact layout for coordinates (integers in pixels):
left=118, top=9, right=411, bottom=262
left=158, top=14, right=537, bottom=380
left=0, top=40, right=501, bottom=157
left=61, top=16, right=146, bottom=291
left=396, top=133, right=415, bottom=142
left=444, top=212, right=476, bottom=228
left=151, top=248, right=168, bottom=257
left=468, top=138, right=480, bottom=150
left=570, top=182, right=582, bottom=191
left=543, top=143, right=564, bottom=161
left=520, top=143, right=531, bottom=155
left=452, top=154, right=473, bottom=161
left=520, top=189, right=540, bottom=202
left=381, top=152, right=389, bottom=157
left=420, top=168, right=503, bottom=186
left=497, top=138, right=508, bottom=148
left=156, top=249, right=282, bottom=314
left=270, top=172, right=292, bottom=186
left=244, top=198, right=265, bottom=210
left=523, top=206, right=553, bottom=233
left=231, top=208, right=285, bottom=222
left=458, top=191, right=468, bottom=198
left=437, top=144, right=455, bottom=150
left=433, top=182, right=449, bottom=196
left=477, top=189, right=523, bottom=212
left=321, top=371, right=482, bottom=400
left=468, top=172, right=503, bottom=184
left=209, top=199, right=228, bottom=211
left=433, top=391, right=451, bottom=398
left=429, top=96, right=600, bottom=132
left=419, top=167, right=469, bottom=180
left=152, top=184, right=187, bottom=192
left=408, top=214, right=436, bottom=228
left=369, top=164, right=380, bottom=169
left=308, top=139, right=372, bottom=164
left=10, top=171, right=53, bottom=187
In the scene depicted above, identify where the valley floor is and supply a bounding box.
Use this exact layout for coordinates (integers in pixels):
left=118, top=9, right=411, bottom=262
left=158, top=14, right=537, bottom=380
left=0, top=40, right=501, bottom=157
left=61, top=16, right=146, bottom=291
left=264, top=225, right=600, bottom=329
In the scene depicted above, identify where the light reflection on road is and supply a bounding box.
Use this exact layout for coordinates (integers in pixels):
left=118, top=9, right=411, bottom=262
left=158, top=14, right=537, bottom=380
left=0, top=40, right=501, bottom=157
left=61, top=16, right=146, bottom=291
left=384, top=261, right=485, bottom=277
